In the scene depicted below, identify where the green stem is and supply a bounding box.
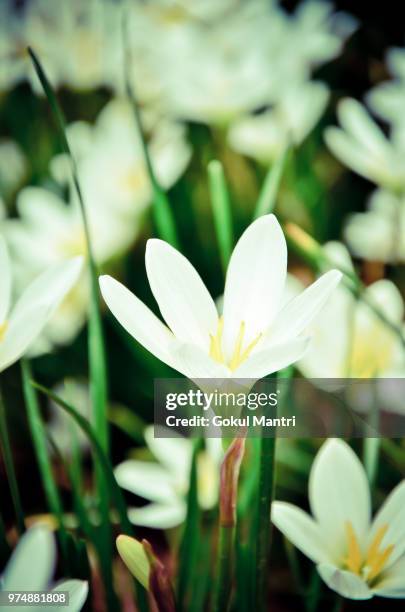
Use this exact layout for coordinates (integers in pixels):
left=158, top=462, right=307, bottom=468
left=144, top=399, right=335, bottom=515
left=21, top=360, right=68, bottom=562
left=254, top=434, right=276, bottom=611
left=0, top=387, right=25, bottom=534
left=254, top=146, right=289, bottom=219
left=213, top=525, right=234, bottom=612
left=208, top=160, right=233, bottom=275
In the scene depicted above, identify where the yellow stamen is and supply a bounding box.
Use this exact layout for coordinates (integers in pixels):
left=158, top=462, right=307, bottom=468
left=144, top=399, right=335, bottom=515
left=0, top=321, right=8, bottom=342
left=344, top=522, right=363, bottom=574
left=210, top=319, right=262, bottom=371
left=344, top=522, right=394, bottom=583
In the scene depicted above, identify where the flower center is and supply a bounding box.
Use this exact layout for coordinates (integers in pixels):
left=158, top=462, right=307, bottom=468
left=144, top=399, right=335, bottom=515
left=349, top=325, right=397, bottom=377
left=344, top=521, right=394, bottom=583
left=209, top=317, right=262, bottom=371
left=0, top=321, right=8, bottom=343
left=60, top=230, right=87, bottom=258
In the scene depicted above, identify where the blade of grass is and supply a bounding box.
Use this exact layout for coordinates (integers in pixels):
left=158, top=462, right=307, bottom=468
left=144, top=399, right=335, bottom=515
left=208, top=160, right=233, bottom=275
left=28, top=46, right=114, bottom=607
left=21, top=359, right=69, bottom=563
left=0, top=386, right=25, bottom=534
left=122, top=23, right=179, bottom=248
left=33, top=382, right=149, bottom=612
left=177, top=438, right=203, bottom=611
left=253, top=146, right=289, bottom=219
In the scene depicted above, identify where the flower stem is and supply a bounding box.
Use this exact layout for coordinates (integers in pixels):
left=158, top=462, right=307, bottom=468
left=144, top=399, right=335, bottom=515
left=0, top=386, right=25, bottom=534
left=254, top=434, right=276, bottom=611
left=213, top=524, right=234, bottom=612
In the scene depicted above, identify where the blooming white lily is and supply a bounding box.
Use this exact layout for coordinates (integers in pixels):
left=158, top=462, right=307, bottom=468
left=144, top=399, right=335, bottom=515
left=0, top=525, right=88, bottom=612
left=0, top=236, right=82, bottom=371
left=344, top=190, right=405, bottom=264
left=325, top=98, right=405, bottom=191
left=115, top=426, right=222, bottom=528
left=272, top=439, right=405, bottom=600
left=100, top=215, right=341, bottom=381
left=367, top=47, right=405, bottom=129
left=295, top=242, right=405, bottom=379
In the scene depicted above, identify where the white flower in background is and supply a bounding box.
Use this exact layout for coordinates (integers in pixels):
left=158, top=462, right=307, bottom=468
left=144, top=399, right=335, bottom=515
left=324, top=98, right=405, bottom=191
left=0, top=525, right=88, bottom=611
left=228, top=81, right=329, bottom=163
left=0, top=236, right=82, bottom=371
left=115, top=426, right=222, bottom=528
left=0, top=140, right=26, bottom=199
left=344, top=189, right=405, bottom=264
left=51, top=98, right=191, bottom=219
left=100, top=215, right=341, bottom=382
left=47, top=380, right=91, bottom=456
left=0, top=3, right=27, bottom=92
left=272, top=439, right=405, bottom=600
left=295, top=242, right=405, bottom=379
left=367, top=47, right=405, bottom=129
left=127, top=0, right=354, bottom=125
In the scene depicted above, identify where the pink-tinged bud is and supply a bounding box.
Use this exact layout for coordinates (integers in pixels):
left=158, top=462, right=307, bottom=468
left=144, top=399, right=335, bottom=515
left=219, top=437, right=246, bottom=528
left=142, top=539, right=176, bottom=612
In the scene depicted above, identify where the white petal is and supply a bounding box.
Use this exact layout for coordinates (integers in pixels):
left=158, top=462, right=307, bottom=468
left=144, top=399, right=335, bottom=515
left=337, top=98, right=390, bottom=157
left=145, top=426, right=191, bottom=480
left=173, top=342, right=229, bottom=379
left=309, top=440, right=370, bottom=562
left=266, top=270, right=342, bottom=345
left=145, top=239, right=218, bottom=351
left=99, top=275, right=178, bottom=371
left=363, top=280, right=404, bottom=324
left=222, top=214, right=287, bottom=359
left=317, top=563, right=372, bottom=600
left=0, top=236, right=11, bottom=322
left=368, top=480, right=405, bottom=568
left=114, top=460, right=178, bottom=503
left=13, top=257, right=83, bottom=318
left=2, top=526, right=55, bottom=591
left=271, top=502, right=331, bottom=564
left=128, top=502, right=186, bottom=529
left=0, top=303, right=50, bottom=372
left=373, top=556, right=405, bottom=598
left=232, top=338, right=309, bottom=380
left=50, top=580, right=88, bottom=612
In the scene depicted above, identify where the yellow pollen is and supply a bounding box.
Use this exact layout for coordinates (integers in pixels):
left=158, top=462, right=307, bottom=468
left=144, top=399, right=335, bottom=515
left=0, top=321, right=8, bottom=342
left=209, top=318, right=262, bottom=371
left=344, top=522, right=394, bottom=583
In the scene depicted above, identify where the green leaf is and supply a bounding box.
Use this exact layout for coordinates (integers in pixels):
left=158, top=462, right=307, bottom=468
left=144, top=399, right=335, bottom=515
left=208, top=160, right=233, bottom=274
left=254, top=146, right=289, bottom=219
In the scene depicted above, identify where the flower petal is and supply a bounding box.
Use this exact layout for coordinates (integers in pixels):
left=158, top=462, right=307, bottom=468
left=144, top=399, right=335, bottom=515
left=2, top=526, right=55, bottom=591
left=114, top=460, right=178, bottom=503
left=145, top=426, right=191, bottom=480
left=128, top=502, right=186, bottom=529
left=222, top=214, right=287, bottom=359
left=368, top=480, right=405, bottom=569
left=271, top=501, right=331, bottom=564
left=99, top=275, right=178, bottom=371
left=145, top=239, right=218, bottom=351
left=0, top=236, right=11, bottom=322
left=50, top=580, right=88, bottom=612
left=172, top=342, right=229, bottom=379
left=232, top=337, right=309, bottom=380
left=373, top=556, right=405, bottom=598
left=0, top=303, right=51, bottom=372
left=309, top=440, right=371, bottom=562
left=266, top=270, right=342, bottom=345
left=317, top=563, right=372, bottom=600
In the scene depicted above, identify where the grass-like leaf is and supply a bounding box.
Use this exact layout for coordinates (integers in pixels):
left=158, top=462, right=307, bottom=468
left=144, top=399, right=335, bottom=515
left=254, top=146, right=289, bottom=219
left=208, top=160, right=234, bottom=275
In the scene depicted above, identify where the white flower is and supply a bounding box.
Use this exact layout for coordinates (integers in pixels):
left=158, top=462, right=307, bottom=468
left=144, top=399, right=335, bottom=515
left=272, top=439, right=405, bottom=600
left=344, top=189, right=405, bottom=264
left=324, top=98, right=405, bottom=191
left=367, top=47, right=405, bottom=129
left=47, top=379, right=91, bottom=456
left=228, top=81, right=329, bottom=163
left=115, top=426, right=222, bottom=528
left=0, top=525, right=88, bottom=611
left=0, top=235, right=82, bottom=371
left=296, top=242, right=405, bottom=379
left=100, top=215, right=341, bottom=382
left=0, top=140, right=26, bottom=199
